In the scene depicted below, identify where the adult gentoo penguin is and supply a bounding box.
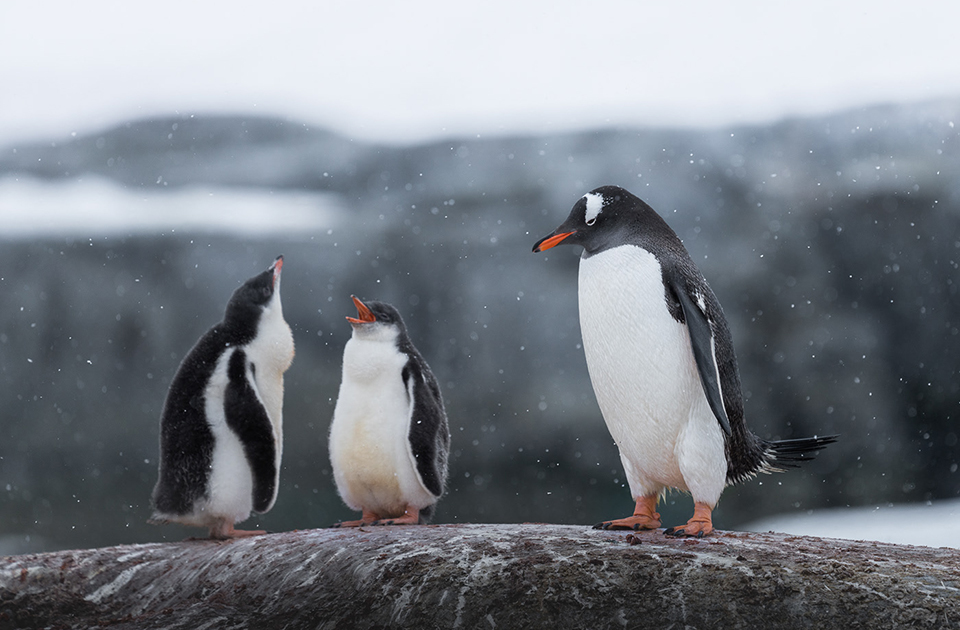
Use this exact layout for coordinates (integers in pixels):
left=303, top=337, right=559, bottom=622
left=150, top=256, right=295, bottom=539
left=329, top=296, right=450, bottom=526
left=533, top=186, right=836, bottom=537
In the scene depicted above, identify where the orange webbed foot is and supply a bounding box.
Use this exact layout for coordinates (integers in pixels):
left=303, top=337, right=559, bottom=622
left=331, top=509, right=381, bottom=528
left=208, top=520, right=266, bottom=540
left=664, top=502, right=714, bottom=538
left=595, top=515, right=662, bottom=531
left=373, top=506, right=421, bottom=526
left=331, top=519, right=367, bottom=528
left=593, top=494, right=661, bottom=531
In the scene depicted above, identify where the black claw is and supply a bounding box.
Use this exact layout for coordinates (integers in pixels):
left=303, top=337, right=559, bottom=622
left=592, top=522, right=605, bottom=530
left=696, top=531, right=705, bottom=539
left=331, top=523, right=342, bottom=528
left=632, top=523, right=641, bottom=531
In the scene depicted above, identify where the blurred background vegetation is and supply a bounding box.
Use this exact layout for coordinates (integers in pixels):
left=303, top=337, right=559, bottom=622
left=1, top=101, right=958, bottom=553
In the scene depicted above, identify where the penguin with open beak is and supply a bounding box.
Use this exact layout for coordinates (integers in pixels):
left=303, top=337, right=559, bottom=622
left=328, top=297, right=451, bottom=526
left=533, top=186, right=835, bottom=537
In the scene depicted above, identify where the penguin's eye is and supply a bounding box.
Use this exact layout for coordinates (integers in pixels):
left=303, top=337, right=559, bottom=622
left=586, top=217, right=596, bottom=226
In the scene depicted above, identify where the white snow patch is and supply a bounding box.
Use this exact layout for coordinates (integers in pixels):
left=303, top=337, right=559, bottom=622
left=0, top=176, right=339, bottom=237
left=744, top=499, right=960, bottom=549
left=84, top=562, right=148, bottom=603
left=115, top=550, right=149, bottom=563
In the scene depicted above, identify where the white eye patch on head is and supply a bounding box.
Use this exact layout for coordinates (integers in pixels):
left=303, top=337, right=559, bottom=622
left=583, top=192, right=605, bottom=225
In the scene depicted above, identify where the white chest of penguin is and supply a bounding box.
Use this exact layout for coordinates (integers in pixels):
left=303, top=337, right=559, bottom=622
left=578, top=245, right=698, bottom=404
left=329, top=337, right=428, bottom=514
left=577, top=245, right=721, bottom=487
left=244, top=303, right=295, bottom=432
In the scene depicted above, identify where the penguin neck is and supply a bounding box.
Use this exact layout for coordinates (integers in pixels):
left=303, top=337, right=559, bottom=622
left=350, top=322, right=402, bottom=344
left=251, top=298, right=293, bottom=367
left=343, top=327, right=406, bottom=383
left=579, top=209, right=684, bottom=261
left=243, top=294, right=294, bottom=423
left=223, top=305, right=264, bottom=345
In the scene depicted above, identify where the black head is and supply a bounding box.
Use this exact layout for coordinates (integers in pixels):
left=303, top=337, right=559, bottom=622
left=532, top=185, right=674, bottom=256
left=224, top=256, right=283, bottom=328
left=346, top=296, right=408, bottom=338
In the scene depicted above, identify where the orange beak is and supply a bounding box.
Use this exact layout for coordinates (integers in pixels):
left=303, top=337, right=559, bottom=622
left=346, top=295, right=376, bottom=324
left=533, top=230, right=576, bottom=253
left=271, top=255, right=283, bottom=287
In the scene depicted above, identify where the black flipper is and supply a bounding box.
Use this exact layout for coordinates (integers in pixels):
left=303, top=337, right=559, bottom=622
left=402, top=359, right=450, bottom=499
left=672, top=279, right=732, bottom=437
left=224, top=349, right=278, bottom=513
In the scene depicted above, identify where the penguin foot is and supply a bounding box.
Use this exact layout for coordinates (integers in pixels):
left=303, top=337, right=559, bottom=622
left=332, top=509, right=382, bottom=528
left=207, top=520, right=266, bottom=540
left=664, top=502, right=714, bottom=538
left=373, top=506, right=421, bottom=526
left=593, top=515, right=661, bottom=531
left=593, top=494, right=661, bottom=531
left=331, top=519, right=369, bottom=528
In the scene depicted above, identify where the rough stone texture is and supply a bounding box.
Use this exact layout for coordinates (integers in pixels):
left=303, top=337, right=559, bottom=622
left=1, top=524, right=958, bottom=629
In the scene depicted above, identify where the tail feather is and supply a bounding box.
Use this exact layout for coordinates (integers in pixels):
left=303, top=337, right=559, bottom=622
left=767, top=435, right=839, bottom=468
left=726, top=433, right=838, bottom=486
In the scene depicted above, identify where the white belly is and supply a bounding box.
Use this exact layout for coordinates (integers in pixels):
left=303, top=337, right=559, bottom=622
left=200, top=348, right=255, bottom=525
left=578, top=246, right=726, bottom=501
left=329, top=338, right=435, bottom=517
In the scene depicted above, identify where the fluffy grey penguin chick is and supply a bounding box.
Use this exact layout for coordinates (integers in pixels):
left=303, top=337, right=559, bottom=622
left=150, top=256, right=294, bottom=539
left=329, top=296, right=450, bottom=526
left=534, top=186, right=836, bottom=537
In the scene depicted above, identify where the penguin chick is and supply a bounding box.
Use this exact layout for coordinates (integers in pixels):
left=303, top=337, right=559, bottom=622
left=150, top=256, right=294, bottom=539
left=533, top=186, right=836, bottom=537
left=329, top=297, right=450, bottom=527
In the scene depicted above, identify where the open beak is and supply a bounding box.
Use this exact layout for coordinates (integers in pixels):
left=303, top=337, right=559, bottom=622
left=532, top=230, right=576, bottom=253
left=346, top=295, right=376, bottom=324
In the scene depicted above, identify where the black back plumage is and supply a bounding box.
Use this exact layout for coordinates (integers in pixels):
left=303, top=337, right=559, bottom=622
left=535, top=186, right=836, bottom=483
left=359, top=300, right=451, bottom=517
left=151, top=259, right=281, bottom=516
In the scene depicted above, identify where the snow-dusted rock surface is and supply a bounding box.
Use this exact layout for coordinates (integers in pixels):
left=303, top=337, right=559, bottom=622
left=2, top=524, right=959, bottom=629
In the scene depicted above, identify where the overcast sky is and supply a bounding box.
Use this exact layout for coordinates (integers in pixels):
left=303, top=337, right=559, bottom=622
left=3, top=0, right=960, bottom=145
